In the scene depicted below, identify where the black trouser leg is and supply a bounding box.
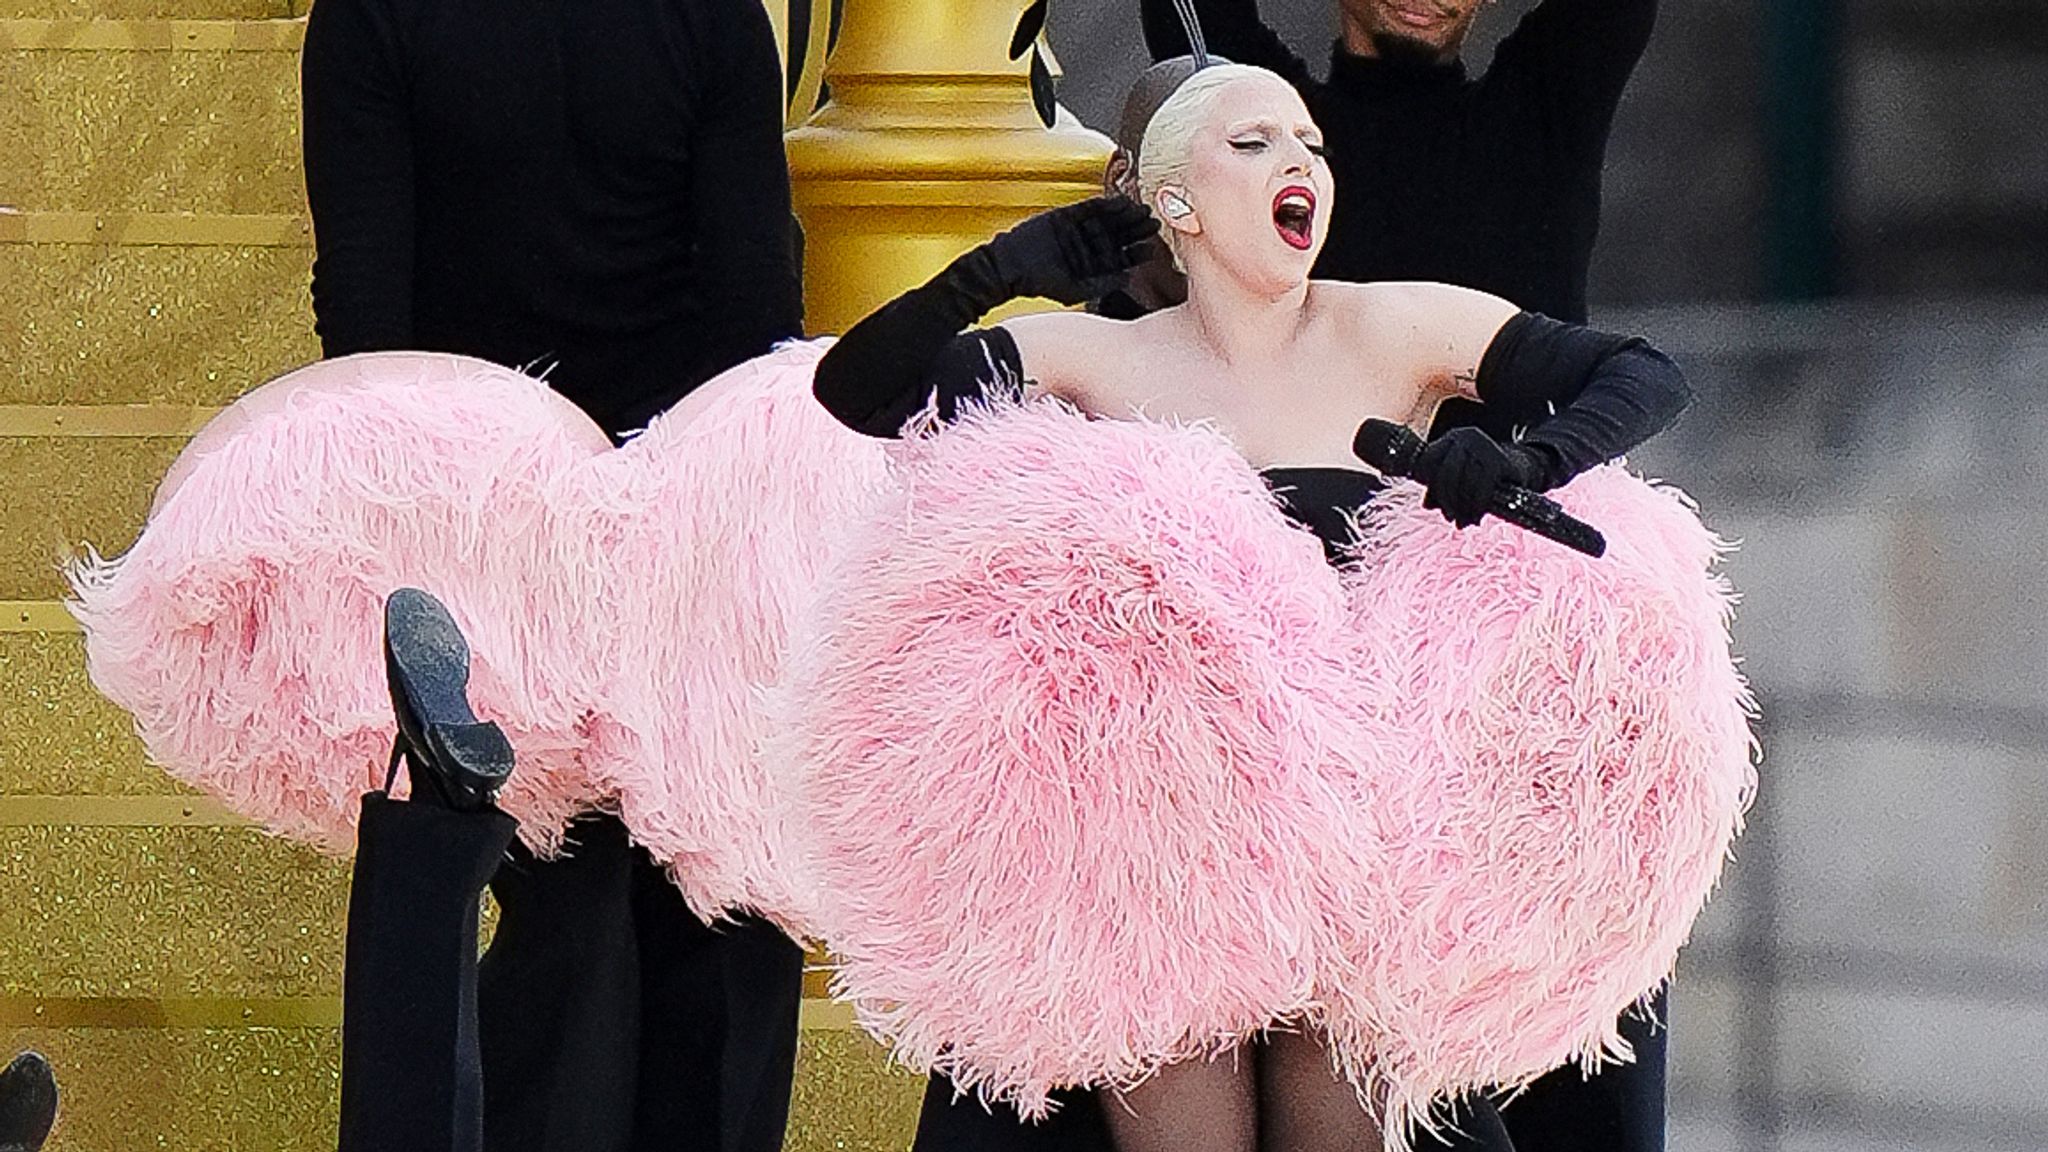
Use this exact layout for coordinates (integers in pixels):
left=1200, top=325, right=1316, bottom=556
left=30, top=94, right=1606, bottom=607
left=1420, top=1100, right=1516, bottom=1152
left=914, top=1079, right=1117, bottom=1152
left=1499, top=990, right=1667, bottom=1152
left=629, top=856, right=805, bottom=1152
left=479, top=814, right=643, bottom=1152
left=339, top=792, right=519, bottom=1152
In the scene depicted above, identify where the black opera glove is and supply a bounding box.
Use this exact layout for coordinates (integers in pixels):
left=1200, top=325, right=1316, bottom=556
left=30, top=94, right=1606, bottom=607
left=987, top=196, right=1163, bottom=306
left=1410, top=428, right=1547, bottom=529
left=1472, top=311, right=1694, bottom=492
left=815, top=197, right=1159, bottom=439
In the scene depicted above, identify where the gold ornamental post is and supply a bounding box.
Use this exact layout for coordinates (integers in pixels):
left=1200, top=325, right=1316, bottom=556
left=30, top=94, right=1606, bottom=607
left=785, top=0, right=1114, bottom=334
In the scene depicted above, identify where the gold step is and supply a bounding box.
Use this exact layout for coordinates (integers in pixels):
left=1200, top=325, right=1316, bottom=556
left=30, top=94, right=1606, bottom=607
left=0, top=242, right=316, bottom=406
left=10, top=1026, right=920, bottom=1151
left=0, top=437, right=185, bottom=600
left=788, top=1030, right=927, bottom=1152
left=0, top=632, right=171, bottom=796
left=0, top=21, right=305, bottom=213
left=8, top=1024, right=340, bottom=1152
left=0, top=0, right=301, bottom=20
left=0, top=824, right=349, bottom=998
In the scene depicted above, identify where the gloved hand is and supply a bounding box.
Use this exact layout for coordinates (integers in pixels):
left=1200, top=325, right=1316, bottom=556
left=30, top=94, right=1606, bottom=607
left=984, top=197, right=1162, bottom=306
left=1411, top=428, right=1547, bottom=528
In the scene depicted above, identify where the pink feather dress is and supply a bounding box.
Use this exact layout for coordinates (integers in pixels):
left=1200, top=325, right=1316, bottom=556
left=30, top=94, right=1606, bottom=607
left=70, top=343, right=1753, bottom=1145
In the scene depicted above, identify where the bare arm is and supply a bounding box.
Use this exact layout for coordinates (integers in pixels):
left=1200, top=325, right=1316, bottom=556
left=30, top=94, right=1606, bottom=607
left=1345, top=282, right=1691, bottom=527
left=995, top=310, right=1114, bottom=411
left=1329, top=282, right=1517, bottom=410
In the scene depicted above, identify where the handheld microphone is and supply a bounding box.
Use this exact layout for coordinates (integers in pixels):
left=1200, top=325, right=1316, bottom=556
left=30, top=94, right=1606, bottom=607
left=1352, top=419, right=1607, bottom=559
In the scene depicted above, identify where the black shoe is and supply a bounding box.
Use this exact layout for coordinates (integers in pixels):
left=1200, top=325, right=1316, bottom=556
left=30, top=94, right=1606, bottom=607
left=382, top=588, right=515, bottom=812
left=0, top=1051, right=57, bottom=1152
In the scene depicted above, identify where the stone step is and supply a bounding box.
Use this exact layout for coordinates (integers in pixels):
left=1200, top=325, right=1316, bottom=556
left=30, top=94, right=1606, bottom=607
left=1, top=24, right=305, bottom=213
left=10, top=1024, right=920, bottom=1151
left=0, top=241, right=316, bottom=406
left=0, top=436, right=186, bottom=601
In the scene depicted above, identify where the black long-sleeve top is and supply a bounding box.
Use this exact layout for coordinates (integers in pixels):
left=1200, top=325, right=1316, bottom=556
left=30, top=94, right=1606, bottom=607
left=301, top=0, right=803, bottom=436
left=1141, top=0, right=1656, bottom=327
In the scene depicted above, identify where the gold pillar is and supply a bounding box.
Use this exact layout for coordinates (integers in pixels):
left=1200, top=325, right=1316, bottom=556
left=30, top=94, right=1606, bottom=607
left=785, top=0, right=1114, bottom=334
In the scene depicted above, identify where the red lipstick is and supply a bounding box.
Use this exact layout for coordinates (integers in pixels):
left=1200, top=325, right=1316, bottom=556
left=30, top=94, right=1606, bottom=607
left=1273, top=185, right=1316, bottom=251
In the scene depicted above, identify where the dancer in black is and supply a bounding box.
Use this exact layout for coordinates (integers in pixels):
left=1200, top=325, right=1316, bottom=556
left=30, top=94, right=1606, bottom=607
left=812, top=61, right=1688, bottom=1151
left=301, top=0, right=805, bottom=1148
left=1136, top=4, right=1672, bottom=1144
left=0, top=1052, right=57, bottom=1152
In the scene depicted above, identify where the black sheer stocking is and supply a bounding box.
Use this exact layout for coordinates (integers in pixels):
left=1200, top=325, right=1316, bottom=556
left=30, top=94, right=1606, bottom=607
left=1256, top=1031, right=1381, bottom=1152
left=1101, top=1050, right=1256, bottom=1152
left=1096, top=1032, right=1515, bottom=1152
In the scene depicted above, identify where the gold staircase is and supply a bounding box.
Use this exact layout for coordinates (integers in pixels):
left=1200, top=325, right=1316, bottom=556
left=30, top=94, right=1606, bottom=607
left=0, top=2, right=924, bottom=1146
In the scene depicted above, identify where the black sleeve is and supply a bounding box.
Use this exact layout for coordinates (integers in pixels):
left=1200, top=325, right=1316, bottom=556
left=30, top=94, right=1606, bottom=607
left=1475, top=311, right=1691, bottom=488
left=1139, top=0, right=1317, bottom=90
left=1485, top=0, right=1657, bottom=165
left=931, top=329, right=1028, bottom=422
left=819, top=324, right=1024, bottom=441
left=684, top=0, right=804, bottom=378
left=812, top=243, right=1026, bottom=440
left=301, top=0, right=416, bottom=357
left=816, top=197, right=1154, bottom=436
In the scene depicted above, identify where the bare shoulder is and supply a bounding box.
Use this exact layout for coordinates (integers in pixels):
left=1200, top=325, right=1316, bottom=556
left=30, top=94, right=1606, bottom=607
left=1312, top=280, right=1520, bottom=399
left=1321, top=281, right=1516, bottom=340
left=1000, top=308, right=1116, bottom=348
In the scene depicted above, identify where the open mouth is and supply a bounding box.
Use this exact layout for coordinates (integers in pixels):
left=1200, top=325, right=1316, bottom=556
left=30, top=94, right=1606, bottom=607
left=1273, top=186, right=1316, bottom=251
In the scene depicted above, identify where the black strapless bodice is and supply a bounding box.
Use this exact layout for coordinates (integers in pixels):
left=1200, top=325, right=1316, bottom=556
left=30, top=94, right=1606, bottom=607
left=1262, top=467, right=1386, bottom=565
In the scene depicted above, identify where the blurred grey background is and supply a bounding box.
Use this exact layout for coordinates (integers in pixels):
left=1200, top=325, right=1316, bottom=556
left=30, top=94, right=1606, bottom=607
left=1045, top=4, right=2048, bottom=1150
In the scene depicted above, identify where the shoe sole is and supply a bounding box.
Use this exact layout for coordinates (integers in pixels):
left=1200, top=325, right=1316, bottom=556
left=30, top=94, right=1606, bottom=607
left=383, top=589, right=514, bottom=779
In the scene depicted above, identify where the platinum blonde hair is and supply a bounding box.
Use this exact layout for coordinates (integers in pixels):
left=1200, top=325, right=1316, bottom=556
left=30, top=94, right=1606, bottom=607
left=1136, top=62, right=1287, bottom=269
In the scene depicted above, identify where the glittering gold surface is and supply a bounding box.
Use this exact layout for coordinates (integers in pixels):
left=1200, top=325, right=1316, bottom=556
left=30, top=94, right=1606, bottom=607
left=0, top=211, right=309, bottom=245
left=0, top=825, right=348, bottom=998
left=788, top=1030, right=926, bottom=1152
left=0, top=245, right=316, bottom=406
left=0, top=437, right=186, bottom=600
left=5, top=1024, right=916, bottom=1152
left=8, top=1026, right=340, bottom=1152
left=0, top=19, right=307, bottom=49
left=2, top=48, right=301, bottom=212
left=0, top=0, right=301, bottom=18
left=0, top=633, right=171, bottom=795
left=5, top=5, right=988, bottom=1147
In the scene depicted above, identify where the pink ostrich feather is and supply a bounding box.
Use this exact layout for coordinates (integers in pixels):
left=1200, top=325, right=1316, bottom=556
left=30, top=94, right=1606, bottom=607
left=773, top=400, right=1371, bottom=1114
left=66, top=343, right=891, bottom=925
left=70, top=342, right=1754, bottom=1137
left=778, top=400, right=1754, bottom=1138
left=66, top=352, right=619, bottom=854
left=1315, top=467, right=1757, bottom=1146
left=569, top=344, right=892, bottom=919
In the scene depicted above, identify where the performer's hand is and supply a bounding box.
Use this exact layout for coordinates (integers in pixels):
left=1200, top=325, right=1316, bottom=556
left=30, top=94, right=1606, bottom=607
left=987, top=197, right=1162, bottom=306
left=1411, top=428, right=1545, bottom=529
